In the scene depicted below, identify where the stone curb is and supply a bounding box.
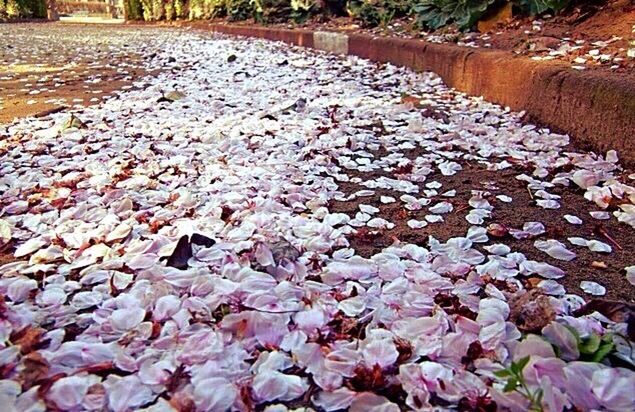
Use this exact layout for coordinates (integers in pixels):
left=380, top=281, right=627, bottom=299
left=190, top=23, right=635, bottom=164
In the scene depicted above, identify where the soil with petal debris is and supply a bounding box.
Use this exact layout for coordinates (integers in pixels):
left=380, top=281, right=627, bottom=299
left=330, top=149, right=635, bottom=302
left=0, top=24, right=165, bottom=123
left=1, top=23, right=634, bottom=412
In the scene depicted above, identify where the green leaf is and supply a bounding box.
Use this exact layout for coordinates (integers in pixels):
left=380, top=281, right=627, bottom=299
left=579, top=334, right=601, bottom=355
left=413, top=0, right=497, bottom=31
left=511, top=356, right=530, bottom=375
left=516, top=0, right=570, bottom=15
left=590, top=342, right=615, bottom=362
left=494, top=369, right=512, bottom=378
left=503, top=378, right=519, bottom=392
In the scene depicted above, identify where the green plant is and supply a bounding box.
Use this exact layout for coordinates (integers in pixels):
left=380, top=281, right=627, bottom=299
left=378, top=7, right=395, bottom=26
left=0, top=0, right=12, bottom=18
left=165, top=0, right=175, bottom=19
left=252, top=0, right=291, bottom=23
left=348, top=0, right=411, bottom=28
left=413, top=0, right=495, bottom=30
left=347, top=0, right=377, bottom=25
left=125, top=0, right=145, bottom=20
left=139, top=0, right=160, bottom=20
left=174, top=0, right=186, bottom=17
left=494, top=356, right=544, bottom=412
left=189, top=0, right=226, bottom=19
left=324, top=0, right=348, bottom=16
left=226, top=0, right=253, bottom=20
left=566, top=328, right=615, bottom=363
left=290, top=0, right=316, bottom=23
left=515, top=0, right=569, bottom=15
left=120, top=0, right=572, bottom=29
left=0, top=0, right=46, bottom=19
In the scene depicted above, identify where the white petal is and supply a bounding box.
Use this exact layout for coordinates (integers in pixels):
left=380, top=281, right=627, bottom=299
left=484, top=244, right=511, bottom=255
left=110, top=307, right=146, bottom=332
left=7, top=278, right=38, bottom=303
left=572, top=169, right=600, bottom=189
left=313, top=388, right=356, bottom=412
left=350, top=393, right=400, bottom=412
left=407, top=219, right=427, bottom=229
left=534, top=240, right=576, bottom=261
left=429, top=202, right=453, bottom=214
left=193, top=378, right=237, bottom=411
left=537, top=199, right=560, bottom=209
left=496, top=195, right=513, bottom=203
left=538, top=280, right=566, bottom=295
left=107, top=375, right=154, bottom=412
left=106, top=223, right=132, bottom=243
left=362, top=339, right=399, bottom=368
left=359, top=204, right=379, bottom=215
left=590, top=211, right=610, bottom=220
left=15, top=237, right=48, bottom=258
left=39, top=287, right=67, bottom=306
left=580, top=281, right=606, bottom=296
left=338, top=296, right=366, bottom=316
left=568, top=237, right=589, bottom=247
left=563, top=214, right=583, bottom=225
left=524, top=222, right=545, bottom=235
left=367, top=218, right=394, bottom=229
left=0, top=219, right=11, bottom=245
left=153, top=295, right=181, bottom=320
left=587, top=240, right=612, bottom=253
left=426, top=214, right=444, bottom=223
left=48, top=376, right=90, bottom=409
left=252, top=371, right=308, bottom=402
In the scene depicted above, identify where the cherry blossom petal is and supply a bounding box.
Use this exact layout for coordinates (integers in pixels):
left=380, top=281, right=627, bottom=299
left=580, top=281, right=606, bottom=296
left=534, top=240, right=576, bottom=261
left=312, top=387, right=356, bottom=411
left=193, top=378, right=238, bottom=411
left=350, top=392, right=400, bottom=412
left=252, top=371, right=309, bottom=402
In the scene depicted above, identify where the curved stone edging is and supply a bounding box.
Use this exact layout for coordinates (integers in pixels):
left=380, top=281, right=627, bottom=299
left=191, top=22, right=634, bottom=164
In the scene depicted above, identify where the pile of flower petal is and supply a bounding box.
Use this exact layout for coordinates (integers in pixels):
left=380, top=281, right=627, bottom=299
left=0, top=29, right=634, bottom=412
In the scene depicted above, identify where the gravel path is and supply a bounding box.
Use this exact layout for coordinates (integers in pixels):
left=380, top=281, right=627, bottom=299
left=0, top=24, right=634, bottom=412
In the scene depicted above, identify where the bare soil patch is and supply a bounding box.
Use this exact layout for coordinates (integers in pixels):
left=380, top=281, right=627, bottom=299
left=330, top=146, right=635, bottom=302
left=0, top=23, right=156, bottom=123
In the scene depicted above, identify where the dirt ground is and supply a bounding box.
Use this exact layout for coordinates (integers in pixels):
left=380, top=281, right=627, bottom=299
left=330, top=153, right=635, bottom=302
left=0, top=23, right=152, bottom=123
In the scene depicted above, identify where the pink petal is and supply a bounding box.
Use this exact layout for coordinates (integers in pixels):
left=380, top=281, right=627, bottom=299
left=312, top=388, right=356, bottom=411
left=48, top=376, right=90, bottom=409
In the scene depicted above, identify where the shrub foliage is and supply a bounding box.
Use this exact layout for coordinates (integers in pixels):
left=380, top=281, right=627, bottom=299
left=120, top=0, right=576, bottom=31
left=413, top=0, right=497, bottom=30
left=0, top=0, right=578, bottom=28
left=0, top=0, right=47, bottom=19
